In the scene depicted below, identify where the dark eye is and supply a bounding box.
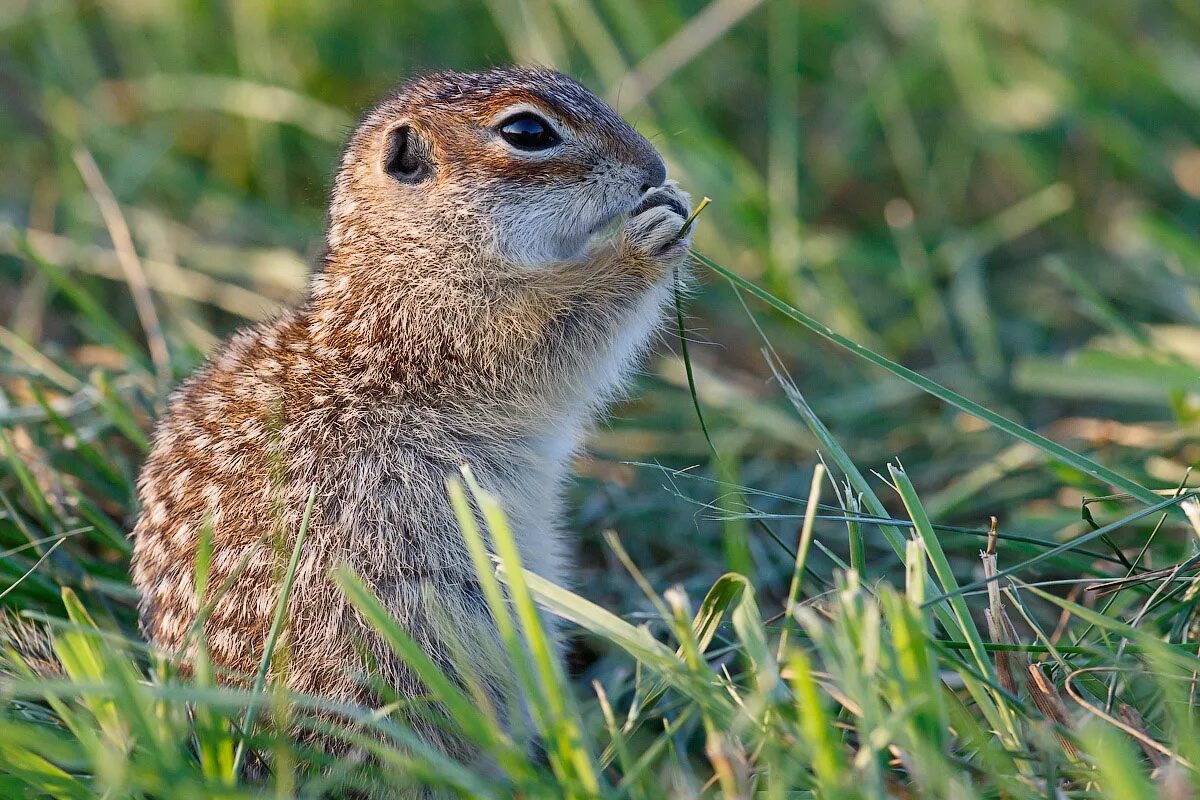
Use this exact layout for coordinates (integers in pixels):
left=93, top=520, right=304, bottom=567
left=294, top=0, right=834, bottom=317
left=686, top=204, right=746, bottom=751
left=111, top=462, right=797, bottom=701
left=498, top=113, right=561, bottom=151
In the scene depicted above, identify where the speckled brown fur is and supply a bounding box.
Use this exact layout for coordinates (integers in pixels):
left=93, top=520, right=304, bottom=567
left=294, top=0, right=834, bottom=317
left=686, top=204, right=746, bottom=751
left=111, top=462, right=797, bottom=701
left=128, top=66, right=692, bottom=779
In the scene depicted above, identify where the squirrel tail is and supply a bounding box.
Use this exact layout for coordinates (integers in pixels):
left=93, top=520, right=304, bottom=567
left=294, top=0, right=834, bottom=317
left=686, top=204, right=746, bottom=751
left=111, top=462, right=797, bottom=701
left=0, top=610, right=62, bottom=679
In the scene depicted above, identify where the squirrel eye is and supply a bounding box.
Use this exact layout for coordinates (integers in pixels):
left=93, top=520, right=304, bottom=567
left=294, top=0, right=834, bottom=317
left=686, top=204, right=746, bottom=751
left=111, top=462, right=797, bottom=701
left=498, top=113, right=561, bottom=151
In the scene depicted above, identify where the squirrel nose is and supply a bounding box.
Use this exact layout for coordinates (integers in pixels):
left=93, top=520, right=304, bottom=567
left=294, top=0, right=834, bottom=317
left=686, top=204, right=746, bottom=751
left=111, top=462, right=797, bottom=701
left=639, top=155, right=667, bottom=194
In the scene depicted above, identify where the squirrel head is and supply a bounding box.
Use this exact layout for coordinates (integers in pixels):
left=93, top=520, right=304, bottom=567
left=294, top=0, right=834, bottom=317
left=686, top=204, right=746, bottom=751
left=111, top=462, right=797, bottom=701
left=326, top=67, right=668, bottom=270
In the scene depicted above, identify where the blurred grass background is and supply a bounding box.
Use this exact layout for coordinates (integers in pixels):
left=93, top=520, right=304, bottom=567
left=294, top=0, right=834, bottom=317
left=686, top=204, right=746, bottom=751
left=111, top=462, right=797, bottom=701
left=6, top=1, right=1197, bottom=577
left=2, top=1, right=1200, bottom=789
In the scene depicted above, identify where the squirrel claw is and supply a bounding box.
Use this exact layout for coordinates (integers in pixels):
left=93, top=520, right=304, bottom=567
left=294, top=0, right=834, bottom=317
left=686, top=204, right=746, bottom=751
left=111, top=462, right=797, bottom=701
left=624, top=183, right=692, bottom=258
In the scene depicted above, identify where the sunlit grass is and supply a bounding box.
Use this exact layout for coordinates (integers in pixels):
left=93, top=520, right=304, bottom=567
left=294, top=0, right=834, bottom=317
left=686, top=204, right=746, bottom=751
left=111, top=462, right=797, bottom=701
left=2, top=0, right=1200, bottom=796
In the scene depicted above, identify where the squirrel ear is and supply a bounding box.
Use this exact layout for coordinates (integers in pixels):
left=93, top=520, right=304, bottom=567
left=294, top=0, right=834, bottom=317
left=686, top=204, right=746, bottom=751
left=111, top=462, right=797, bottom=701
left=383, top=124, right=430, bottom=183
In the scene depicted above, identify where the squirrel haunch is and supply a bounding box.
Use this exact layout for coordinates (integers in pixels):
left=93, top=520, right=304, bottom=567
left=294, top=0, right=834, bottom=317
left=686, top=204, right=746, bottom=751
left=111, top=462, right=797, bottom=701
left=130, top=66, right=692, bottom=760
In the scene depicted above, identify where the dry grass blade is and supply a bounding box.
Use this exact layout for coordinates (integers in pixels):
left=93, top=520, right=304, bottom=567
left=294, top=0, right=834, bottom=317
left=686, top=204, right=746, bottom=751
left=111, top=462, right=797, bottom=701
left=1026, top=663, right=1078, bottom=759
left=677, top=196, right=712, bottom=240
left=1088, top=557, right=1200, bottom=598
left=0, top=325, right=80, bottom=391
left=1065, top=666, right=1191, bottom=768
left=0, top=537, right=66, bottom=602
left=1118, top=703, right=1167, bottom=770
left=0, top=226, right=286, bottom=321
left=611, top=0, right=766, bottom=109
left=1183, top=497, right=1200, bottom=542
left=112, top=74, right=354, bottom=143
left=982, top=517, right=1023, bottom=697
left=72, top=147, right=171, bottom=391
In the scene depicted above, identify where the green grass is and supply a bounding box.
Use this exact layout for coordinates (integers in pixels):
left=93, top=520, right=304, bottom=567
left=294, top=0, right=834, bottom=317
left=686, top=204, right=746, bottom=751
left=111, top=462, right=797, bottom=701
left=3, top=0, right=1200, bottom=796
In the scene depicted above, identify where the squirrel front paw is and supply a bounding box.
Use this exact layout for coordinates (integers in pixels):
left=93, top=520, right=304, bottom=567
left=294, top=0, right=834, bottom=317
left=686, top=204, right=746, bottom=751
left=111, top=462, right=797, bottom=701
left=623, top=182, right=692, bottom=262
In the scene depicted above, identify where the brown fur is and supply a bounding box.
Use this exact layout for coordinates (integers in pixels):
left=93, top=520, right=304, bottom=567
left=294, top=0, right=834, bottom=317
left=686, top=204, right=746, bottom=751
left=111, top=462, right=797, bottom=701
left=129, top=66, right=692, bottom=780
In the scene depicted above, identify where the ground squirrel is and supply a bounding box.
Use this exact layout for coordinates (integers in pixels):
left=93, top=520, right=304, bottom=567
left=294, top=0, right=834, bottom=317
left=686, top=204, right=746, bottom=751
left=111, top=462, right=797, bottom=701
left=128, top=67, right=692, bottom=759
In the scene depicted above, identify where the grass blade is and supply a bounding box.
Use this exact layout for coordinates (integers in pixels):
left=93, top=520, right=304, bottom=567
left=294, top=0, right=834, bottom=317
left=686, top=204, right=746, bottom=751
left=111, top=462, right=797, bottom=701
left=925, top=492, right=1193, bottom=608
left=232, top=485, right=316, bottom=774
left=696, top=251, right=1162, bottom=507
left=461, top=471, right=601, bottom=795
